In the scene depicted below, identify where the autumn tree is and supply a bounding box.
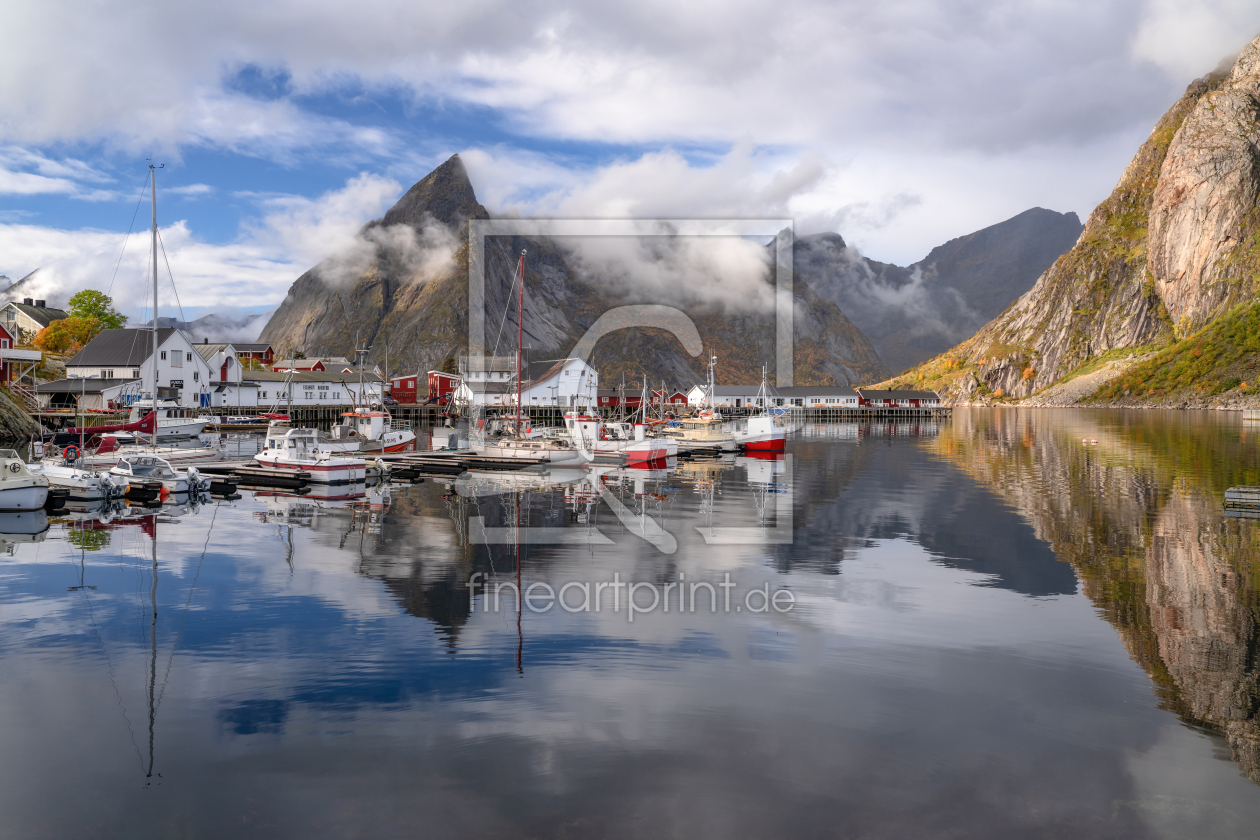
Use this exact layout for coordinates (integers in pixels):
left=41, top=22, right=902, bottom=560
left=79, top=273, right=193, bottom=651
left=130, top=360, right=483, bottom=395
left=67, top=290, right=127, bottom=329
left=33, top=317, right=103, bottom=354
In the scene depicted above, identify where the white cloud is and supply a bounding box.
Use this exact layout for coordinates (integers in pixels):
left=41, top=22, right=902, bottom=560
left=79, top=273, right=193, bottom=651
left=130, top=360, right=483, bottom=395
left=0, top=172, right=403, bottom=318
left=1132, top=0, right=1260, bottom=79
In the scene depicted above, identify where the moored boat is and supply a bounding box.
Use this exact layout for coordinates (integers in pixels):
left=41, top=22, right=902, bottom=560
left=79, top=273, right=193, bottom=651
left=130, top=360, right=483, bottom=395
left=564, top=414, right=677, bottom=465
left=110, top=454, right=211, bottom=494
left=256, top=426, right=367, bottom=485
left=27, top=454, right=128, bottom=501
left=0, top=451, right=51, bottom=512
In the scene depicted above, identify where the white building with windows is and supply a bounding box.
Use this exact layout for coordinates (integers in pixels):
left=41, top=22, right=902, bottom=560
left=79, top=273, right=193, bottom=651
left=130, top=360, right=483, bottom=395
left=454, top=355, right=599, bottom=408
left=244, top=370, right=385, bottom=409
left=65, top=328, right=214, bottom=407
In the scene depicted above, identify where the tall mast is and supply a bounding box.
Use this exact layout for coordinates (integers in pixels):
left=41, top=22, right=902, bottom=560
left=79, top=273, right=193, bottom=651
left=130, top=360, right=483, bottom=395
left=150, top=164, right=159, bottom=453
left=516, top=250, right=525, bottom=437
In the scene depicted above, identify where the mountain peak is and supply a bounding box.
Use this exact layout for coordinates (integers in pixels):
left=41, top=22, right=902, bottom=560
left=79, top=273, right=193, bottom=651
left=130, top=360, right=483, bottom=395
left=378, top=153, right=486, bottom=230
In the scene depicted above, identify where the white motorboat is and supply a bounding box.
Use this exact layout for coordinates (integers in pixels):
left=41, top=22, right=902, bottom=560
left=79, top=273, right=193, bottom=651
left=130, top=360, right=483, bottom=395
left=109, top=454, right=211, bottom=494
left=75, top=433, right=225, bottom=468
left=125, top=398, right=209, bottom=439
left=256, top=427, right=367, bottom=485
left=659, top=412, right=737, bottom=451
left=0, top=450, right=50, bottom=511
left=27, top=454, right=128, bottom=501
left=318, top=411, right=418, bottom=454
left=564, top=414, right=677, bottom=465
left=470, top=435, right=589, bottom=463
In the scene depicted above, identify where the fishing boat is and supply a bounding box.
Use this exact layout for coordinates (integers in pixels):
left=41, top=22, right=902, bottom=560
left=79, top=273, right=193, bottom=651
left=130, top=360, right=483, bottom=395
left=256, top=426, right=367, bottom=485
left=0, top=450, right=51, bottom=511
left=110, top=454, right=211, bottom=494
left=564, top=414, right=677, bottom=465
left=657, top=354, right=736, bottom=452
left=321, top=410, right=417, bottom=453
left=729, top=369, right=787, bottom=452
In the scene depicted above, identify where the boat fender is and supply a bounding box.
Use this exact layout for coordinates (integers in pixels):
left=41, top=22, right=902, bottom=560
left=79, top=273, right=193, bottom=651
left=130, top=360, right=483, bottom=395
left=63, top=445, right=80, bottom=462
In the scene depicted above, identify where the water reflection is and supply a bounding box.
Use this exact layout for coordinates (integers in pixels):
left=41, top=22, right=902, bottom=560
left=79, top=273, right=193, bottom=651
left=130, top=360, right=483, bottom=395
left=5, top=413, right=1260, bottom=837
left=934, top=408, right=1260, bottom=783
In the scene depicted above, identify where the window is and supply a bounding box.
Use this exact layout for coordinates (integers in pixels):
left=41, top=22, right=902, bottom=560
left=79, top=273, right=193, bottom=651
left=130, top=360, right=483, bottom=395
left=0, top=339, right=8, bottom=349
left=132, top=369, right=139, bottom=378
left=192, top=372, right=198, bottom=382
left=160, top=351, right=167, bottom=361
left=102, top=370, right=113, bottom=379
left=186, top=353, right=192, bottom=362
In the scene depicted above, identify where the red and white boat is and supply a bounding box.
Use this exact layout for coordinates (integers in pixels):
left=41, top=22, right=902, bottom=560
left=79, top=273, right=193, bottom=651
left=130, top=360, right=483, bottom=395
left=730, top=370, right=786, bottom=452
left=256, top=427, right=366, bottom=485
left=322, top=410, right=417, bottom=453
left=565, top=414, right=677, bottom=465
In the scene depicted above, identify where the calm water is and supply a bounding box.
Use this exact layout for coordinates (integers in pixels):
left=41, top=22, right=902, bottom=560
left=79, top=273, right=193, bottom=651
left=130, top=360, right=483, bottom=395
left=5, top=408, right=1260, bottom=838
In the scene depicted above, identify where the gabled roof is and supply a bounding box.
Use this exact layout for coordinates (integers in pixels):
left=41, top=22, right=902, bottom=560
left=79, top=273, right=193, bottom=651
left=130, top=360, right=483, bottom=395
left=233, top=343, right=272, bottom=352
left=35, top=377, right=141, bottom=393
left=3, top=302, right=69, bottom=328
left=194, top=342, right=233, bottom=361
left=856, top=389, right=940, bottom=400
left=243, top=370, right=383, bottom=383
left=772, top=385, right=859, bottom=398
left=65, top=328, right=182, bottom=367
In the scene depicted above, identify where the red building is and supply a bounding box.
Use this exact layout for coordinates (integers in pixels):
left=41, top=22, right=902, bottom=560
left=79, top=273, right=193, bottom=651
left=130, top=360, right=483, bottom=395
left=234, top=343, right=275, bottom=366
left=272, top=358, right=326, bottom=373
left=651, top=389, right=688, bottom=406
left=0, top=321, right=15, bottom=382
left=597, top=389, right=644, bottom=408
left=428, top=371, right=460, bottom=402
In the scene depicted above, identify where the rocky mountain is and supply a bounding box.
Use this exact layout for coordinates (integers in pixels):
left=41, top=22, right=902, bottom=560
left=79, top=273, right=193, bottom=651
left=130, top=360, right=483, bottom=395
left=795, top=208, right=1083, bottom=374
left=885, top=35, right=1260, bottom=405
left=260, top=155, right=889, bottom=388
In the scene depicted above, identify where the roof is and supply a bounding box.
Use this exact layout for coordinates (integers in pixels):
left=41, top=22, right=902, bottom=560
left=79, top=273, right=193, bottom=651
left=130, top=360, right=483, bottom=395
left=460, top=380, right=513, bottom=394
left=856, top=389, right=940, bottom=400
left=194, top=342, right=233, bottom=361
left=4, top=302, right=69, bottom=328
left=243, top=370, right=384, bottom=383
left=772, top=385, right=859, bottom=398
left=460, top=355, right=516, bottom=373
left=272, top=358, right=323, bottom=368
left=233, top=343, right=272, bottom=352
left=35, top=377, right=140, bottom=394
left=65, top=328, right=182, bottom=367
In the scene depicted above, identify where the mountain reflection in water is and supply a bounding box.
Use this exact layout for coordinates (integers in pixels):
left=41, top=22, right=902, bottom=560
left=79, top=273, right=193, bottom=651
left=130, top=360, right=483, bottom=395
left=3, top=411, right=1260, bottom=838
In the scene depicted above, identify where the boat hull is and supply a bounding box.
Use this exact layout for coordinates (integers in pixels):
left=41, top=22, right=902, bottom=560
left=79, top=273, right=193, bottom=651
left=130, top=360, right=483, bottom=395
left=739, top=435, right=786, bottom=452
left=592, top=438, right=678, bottom=465
left=255, top=454, right=367, bottom=485
left=0, top=483, right=50, bottom=512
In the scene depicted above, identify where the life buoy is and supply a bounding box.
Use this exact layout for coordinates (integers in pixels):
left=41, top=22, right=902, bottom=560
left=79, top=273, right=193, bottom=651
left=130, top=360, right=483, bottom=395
left=63, top=445, right=80, bottom=462
left=599, top=428, right=607, bottom=440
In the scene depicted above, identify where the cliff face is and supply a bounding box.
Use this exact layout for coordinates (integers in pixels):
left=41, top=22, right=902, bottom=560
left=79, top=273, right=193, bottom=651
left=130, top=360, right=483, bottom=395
left=885, top=36, right=1260, bottom=404
left=260, top=155, right=889, bottom=388
left=795, top=208, right=1082, bottom=374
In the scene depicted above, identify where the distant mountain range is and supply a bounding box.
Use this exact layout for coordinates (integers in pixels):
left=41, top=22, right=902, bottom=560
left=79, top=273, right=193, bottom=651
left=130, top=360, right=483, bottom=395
left=260, top=155, right=890, bottom=388
left=794, top=209, right=1083, bottom=374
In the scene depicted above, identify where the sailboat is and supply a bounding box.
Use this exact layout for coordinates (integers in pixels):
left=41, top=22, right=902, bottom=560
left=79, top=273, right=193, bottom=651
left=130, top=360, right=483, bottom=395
left=471, top=250, right=587, bottom=464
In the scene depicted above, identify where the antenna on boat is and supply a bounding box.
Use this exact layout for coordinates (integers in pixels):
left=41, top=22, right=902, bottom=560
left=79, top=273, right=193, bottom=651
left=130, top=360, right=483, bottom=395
left=149, top=163, right=163, bottom=454
left=515, top=250, right=526, bottom=439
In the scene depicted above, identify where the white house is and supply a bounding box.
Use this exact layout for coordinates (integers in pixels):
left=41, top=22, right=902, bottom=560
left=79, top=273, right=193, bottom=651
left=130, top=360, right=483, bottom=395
left=66, top=328, right=214, bottom=408
left=454, top=356, right=599, bottom=408
left=0, top=299, right=68, bottom=342
left=245, top=370, right=385, bottom=409
left=686, top=384, right=766, bottom=408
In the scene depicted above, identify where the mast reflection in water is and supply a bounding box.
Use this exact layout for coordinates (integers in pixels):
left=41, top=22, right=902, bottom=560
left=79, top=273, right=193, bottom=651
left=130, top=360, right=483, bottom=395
left=4, top=412, right=1260, bottom=838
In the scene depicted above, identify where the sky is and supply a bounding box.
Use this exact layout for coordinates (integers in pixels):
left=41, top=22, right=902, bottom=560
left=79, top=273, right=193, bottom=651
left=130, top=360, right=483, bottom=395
left=0, top=0, right=1256, bottom=329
